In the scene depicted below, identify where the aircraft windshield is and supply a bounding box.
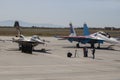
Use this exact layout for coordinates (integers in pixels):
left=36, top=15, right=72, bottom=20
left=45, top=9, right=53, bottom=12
left=32, top=35, right=40, bottom=39
left=98, top=31, right=111, bottom=38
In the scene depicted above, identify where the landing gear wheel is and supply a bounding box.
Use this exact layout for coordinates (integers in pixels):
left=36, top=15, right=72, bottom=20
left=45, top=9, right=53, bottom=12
left=76, top=43, right=80, bottom=48
left=91, top=43, right=95, bottom=48
left=21, top=44, right=33, bottom=54
left=19, top=46, right=22, bottom=50
left=97, top=43, right=100, bottom=49
left=19, top=44, right=22, bottom=50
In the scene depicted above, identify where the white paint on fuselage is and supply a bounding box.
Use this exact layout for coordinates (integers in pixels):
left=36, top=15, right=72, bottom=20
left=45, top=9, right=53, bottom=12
left=90, top=31, right=120, bottom=45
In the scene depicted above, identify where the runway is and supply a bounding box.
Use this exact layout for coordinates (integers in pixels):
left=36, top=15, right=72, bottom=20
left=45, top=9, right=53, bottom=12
left=0, top=36, right=120, bottom=80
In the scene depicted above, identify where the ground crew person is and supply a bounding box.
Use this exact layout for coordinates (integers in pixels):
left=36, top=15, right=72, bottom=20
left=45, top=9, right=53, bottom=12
left=91, top=48, right=95, bottom=59
left=83, top=47, right=88, bottom=57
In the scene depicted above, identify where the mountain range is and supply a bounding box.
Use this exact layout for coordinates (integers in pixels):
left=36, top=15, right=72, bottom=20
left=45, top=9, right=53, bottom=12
left=0, top=20, right=65, bottom=28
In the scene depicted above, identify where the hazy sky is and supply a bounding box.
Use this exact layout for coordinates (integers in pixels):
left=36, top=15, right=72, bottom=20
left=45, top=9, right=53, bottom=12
left=0, top=0, right=120, bottom=27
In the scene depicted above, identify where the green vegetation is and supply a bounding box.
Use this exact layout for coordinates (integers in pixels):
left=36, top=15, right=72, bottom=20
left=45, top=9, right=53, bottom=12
left=0, top=27, right=119, bottom=37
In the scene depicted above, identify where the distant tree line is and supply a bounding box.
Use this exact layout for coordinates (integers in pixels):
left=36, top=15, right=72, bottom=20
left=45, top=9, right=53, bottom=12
left=0, top=26, right=120, bottom=30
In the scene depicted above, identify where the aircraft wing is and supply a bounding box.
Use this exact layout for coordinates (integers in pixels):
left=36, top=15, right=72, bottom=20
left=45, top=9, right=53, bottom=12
left=13, top=39, right=45, bottom=46
left=17, top=40, right=44, bottom=44
left=60, top=36, right=104, bottom=44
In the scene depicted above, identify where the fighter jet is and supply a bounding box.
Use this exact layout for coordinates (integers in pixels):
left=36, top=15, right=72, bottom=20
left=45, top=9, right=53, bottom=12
left=12, top=21, right=47, bottom=53
left=57, top=23, right=120, bottom=48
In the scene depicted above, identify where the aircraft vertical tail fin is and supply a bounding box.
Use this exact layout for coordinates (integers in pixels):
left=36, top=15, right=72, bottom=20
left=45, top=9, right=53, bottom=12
left=83, top=23, right=90, bottom=36
left=14, top=21, right=22, bottom=37
left=69, top=23, right=76, bottom=36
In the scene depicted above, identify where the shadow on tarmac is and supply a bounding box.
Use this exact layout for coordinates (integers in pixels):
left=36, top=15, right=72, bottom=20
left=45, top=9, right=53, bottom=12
left=7, top=48, right=52, bottom=54
left=63, top=46, right=120, bottom=51
left=33, top=49, right=52, bottom=54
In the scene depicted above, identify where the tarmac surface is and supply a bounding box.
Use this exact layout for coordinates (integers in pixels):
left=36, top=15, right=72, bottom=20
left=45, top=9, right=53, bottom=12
left=0, top=36, right=120, bottom=80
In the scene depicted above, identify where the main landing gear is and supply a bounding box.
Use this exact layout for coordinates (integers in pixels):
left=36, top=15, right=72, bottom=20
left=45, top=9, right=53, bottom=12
left=21, top=44, right=33, bottom=54
left=76, top=43, right=80, bottom=48
left=91, top=43, right=95, bottom=48
left=97, top=43, right=100, bottom=49
left=91, top=43, right=101, bottom=48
